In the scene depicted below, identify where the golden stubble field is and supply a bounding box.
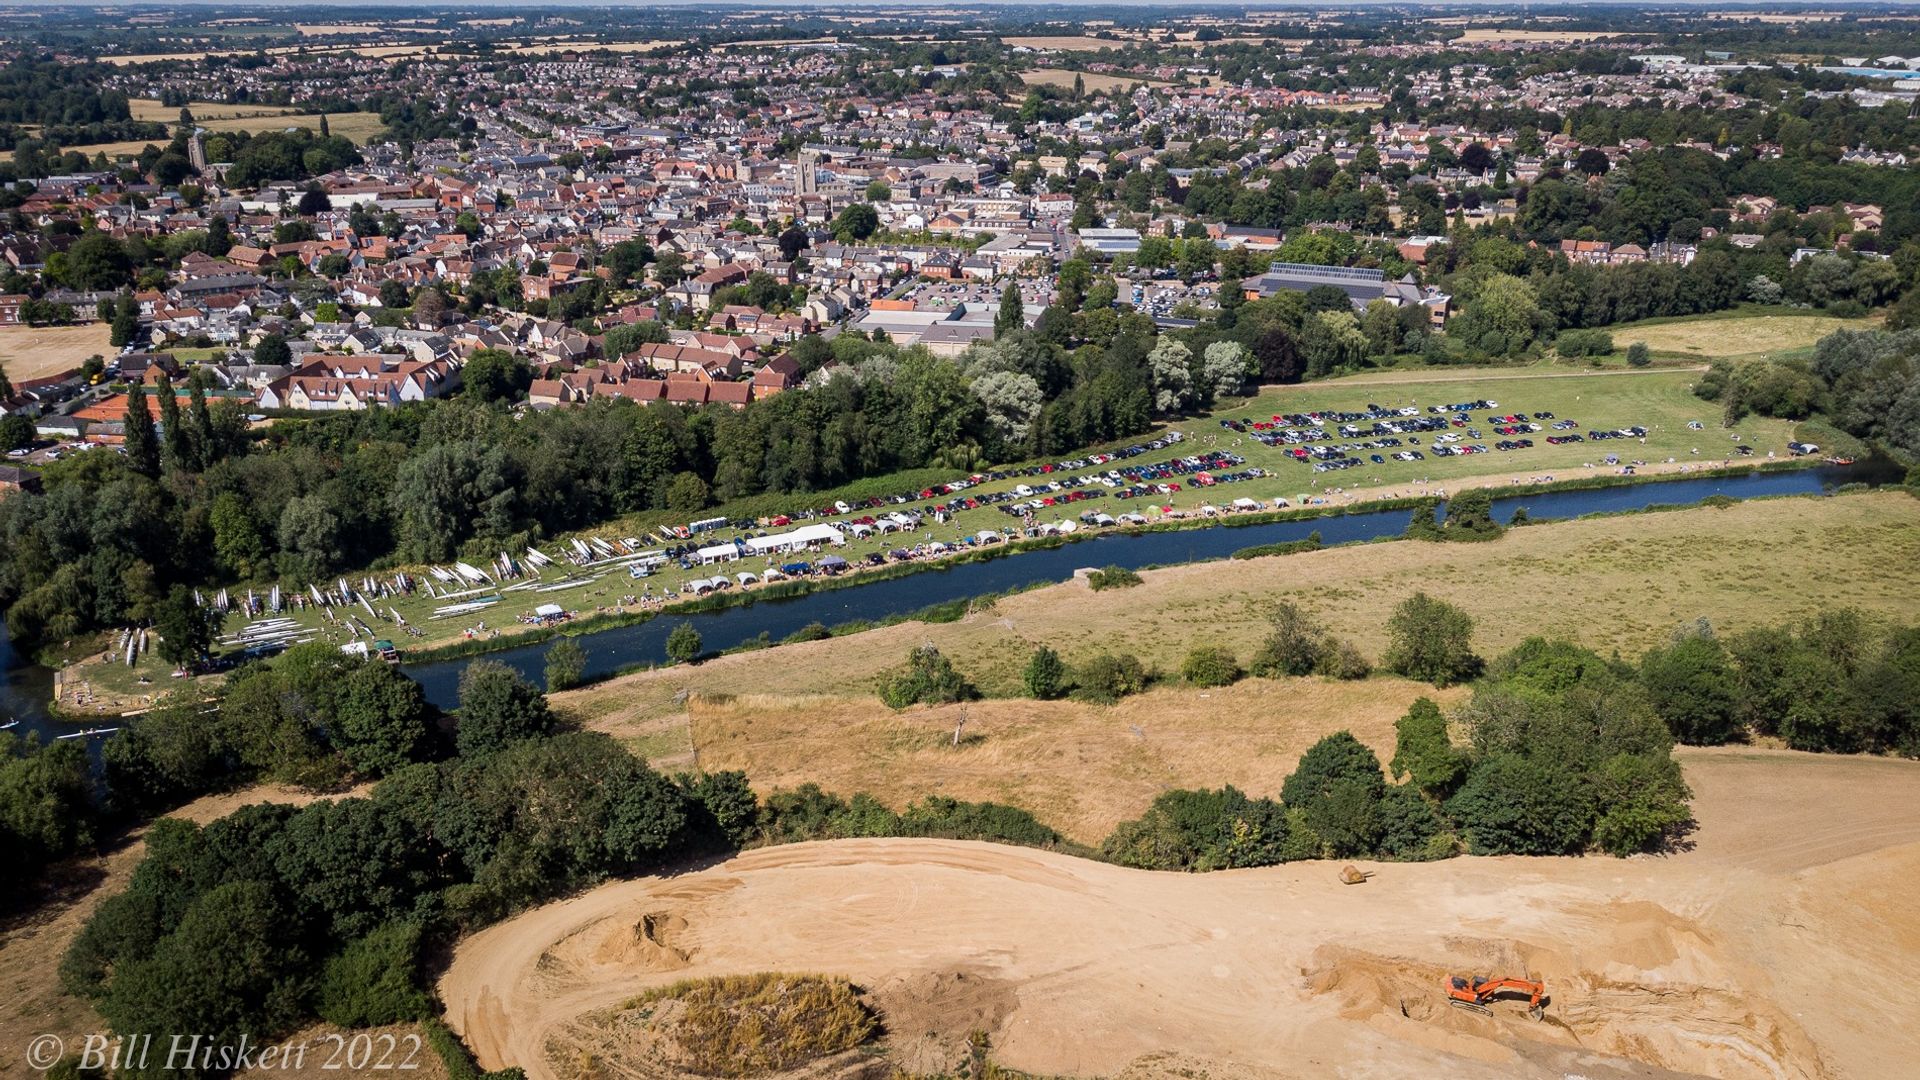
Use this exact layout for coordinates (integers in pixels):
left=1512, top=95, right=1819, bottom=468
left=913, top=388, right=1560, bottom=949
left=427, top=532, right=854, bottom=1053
left=0, top=323, right=111, bottom=382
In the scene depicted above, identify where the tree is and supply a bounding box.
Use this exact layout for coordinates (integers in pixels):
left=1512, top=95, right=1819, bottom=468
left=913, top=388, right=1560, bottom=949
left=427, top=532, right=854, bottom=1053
left=462, top=348, right=531, bottom=403
left=1251, top=601, right=1326, bottom=677
left=454, top=660, right=555, bottom=757
left=545, top=638, right=588, bottom=692
left=297, top=185, right=332, bottom=215
left=378, top=279, right=411, bottom=309
left=1102, top=786, right=1290, bottom=871
left=1626, top=342, right=1651, bottom=367
left=831, top=202, right=879, bottom=242
left=206, top=212, right=231, bottom=257
left=665, top=622, right=703, bottom=665
left=777, top=225, right=809, bottom=262
left=971, top=370, right=1043, bottom=447
left=1446, top=754, right=1596, bottom=855
left=1147, top=337, right=1194, bottom=414
left=333, top=662, right=432, bottom=776
left=153, top=585, right=216, bottom=666
left=1638, top=633, right=1739, bottom=745
left=1384, top=592, right=1483, bottom=687
left=1589, top=753, right=1691, bottom=855
left=1075, top=652, right=1147, bottom=704
left=0, top=360, right=11, bottom=402
left=1389, top=697, right=1466, bottom=796
left=156, top=374, right=188, bottom=468
left=664, top=471, right=710, bottom=512
left=1574, top=148, right=1611, bottom=177
left=123, top=383, right=160, bottom=477
left=1281, top=732, right=1388, bottom=856
left=1198, top=341, right=1252, bottom=404
left=865, top=179, right=891, bottom=203
left=995, top=282, right=1024, bottom=336
left=878, top=645, right=974, bottom=709
left=253, top=332, right=291, bottom=368
left=109, top=293, right=139, bottom=348
left=0, top=413, right=33, bottom=451
left=1023, top=646, right=1068, bottom=700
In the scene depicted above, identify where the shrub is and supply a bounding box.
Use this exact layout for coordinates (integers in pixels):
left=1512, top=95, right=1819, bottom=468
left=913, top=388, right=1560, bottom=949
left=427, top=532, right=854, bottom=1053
left=314, top=921, right=431, bottom=1028
left=781, top=622, right=832, bottom=644
left=1022, top=645, right=1069, bottom=700
left=1181, top=646, right=1241, bottom=687
left=1383, top=593, right=1484, bottom=687
left=1250, top=601, right=1323, bottom=677
left=1085, top=564, right=1143, bottom=590
left=1318, top=638, right=1373, bottom=680
left=1626, top=342, right=1651, bottom=367
left=1589, top=753, right=1692, bottom=855
left=1373, top=785, right=1450, bottom=860
left=1101, top=786, right=1290, bottom=871
left=1556, top=328, right=1614, bottom=357
left=878, top=645, right=975, bottom=709
left=1074, top=652, right=1148, bottom=704
left=1441, top=488, right=1503, bottom=539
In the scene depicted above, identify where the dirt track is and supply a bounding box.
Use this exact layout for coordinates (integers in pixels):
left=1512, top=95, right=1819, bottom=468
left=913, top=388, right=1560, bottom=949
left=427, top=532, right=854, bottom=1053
left=441, top=748, right=1920, bottom=1080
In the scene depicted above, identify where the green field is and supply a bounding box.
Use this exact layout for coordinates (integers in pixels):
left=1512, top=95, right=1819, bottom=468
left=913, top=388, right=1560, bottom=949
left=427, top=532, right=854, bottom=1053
left=53, top=365, right=1826, bottom=701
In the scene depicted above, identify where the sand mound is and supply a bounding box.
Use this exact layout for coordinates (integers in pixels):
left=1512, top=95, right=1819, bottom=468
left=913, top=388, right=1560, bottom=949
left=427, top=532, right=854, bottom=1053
left=591, top=913, right=692, bottom=971
left=866, top=967, right=1019, bottom=1073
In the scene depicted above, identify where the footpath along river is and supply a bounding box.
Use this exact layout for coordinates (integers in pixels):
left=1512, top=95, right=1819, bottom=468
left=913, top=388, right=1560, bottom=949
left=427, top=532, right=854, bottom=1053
left=0, top=464, right=1881, bottom=730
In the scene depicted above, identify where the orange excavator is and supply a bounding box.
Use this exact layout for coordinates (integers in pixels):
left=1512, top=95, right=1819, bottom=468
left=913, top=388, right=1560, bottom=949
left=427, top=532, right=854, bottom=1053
left=1444, top=974, right=1547, bottom=1020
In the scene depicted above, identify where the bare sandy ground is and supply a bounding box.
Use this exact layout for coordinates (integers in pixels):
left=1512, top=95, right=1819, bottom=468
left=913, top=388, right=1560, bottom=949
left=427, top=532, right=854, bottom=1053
left=442, top=748, right=1920, bottom=1080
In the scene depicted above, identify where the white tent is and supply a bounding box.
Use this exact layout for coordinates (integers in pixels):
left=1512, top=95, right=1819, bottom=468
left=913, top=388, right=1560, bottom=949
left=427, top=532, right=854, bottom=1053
left=744, top=523, right=846, bottom=555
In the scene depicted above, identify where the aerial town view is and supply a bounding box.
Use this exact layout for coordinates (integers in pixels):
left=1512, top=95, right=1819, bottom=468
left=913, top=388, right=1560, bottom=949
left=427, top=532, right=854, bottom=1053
left=3, top=2, right=1920, bottom=1077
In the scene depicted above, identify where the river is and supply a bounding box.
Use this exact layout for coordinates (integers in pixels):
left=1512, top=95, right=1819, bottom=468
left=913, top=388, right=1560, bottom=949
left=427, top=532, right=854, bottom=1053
left=0, top=464, right=1883, bottom=730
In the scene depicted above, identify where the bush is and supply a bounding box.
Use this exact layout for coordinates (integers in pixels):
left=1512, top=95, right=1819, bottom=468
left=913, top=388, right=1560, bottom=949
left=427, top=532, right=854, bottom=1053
left=1373, top=785, right=1451, bottom=860
left=1384, top=593, right=1483, bottom=687
left=543, top=639, right=587, bottom=692
left=1085, top=564, right=1143, bottom=590
left=1441, top=488, right=1502, bottom=540
left=1022, top=645, right=1069, bottom=700
left=1389, top=697, right=1466, bottom=796
left=1556, top=328, right=1614, bottom=357
left=1180, top=646, right=1241, bottom=687
left=314, top=921, right=431, bottom=1028
left=1074, top=652, right=1148, bottom=704
left=1249, top=601, right=1370, bottom=680
left=781, top=622, right=831, bottom=644
left=1589, top=753, right=1691, bottom=855
left=877, top=645, right=975, bottom=709
left=1626, top=342, right=1651, bottom=367
left=1101, top=786, right=1290, bottom=871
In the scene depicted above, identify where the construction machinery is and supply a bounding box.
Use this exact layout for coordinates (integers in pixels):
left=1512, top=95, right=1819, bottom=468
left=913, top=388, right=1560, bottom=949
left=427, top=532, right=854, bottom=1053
left=1444, top=975, right=1546, bottom=1020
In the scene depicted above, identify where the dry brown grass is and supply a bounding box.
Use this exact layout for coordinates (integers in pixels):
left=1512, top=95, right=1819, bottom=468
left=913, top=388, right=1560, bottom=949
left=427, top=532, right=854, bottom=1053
left=1615, top=313, right=1878, bottom=360
left=620, top=973, right=875, bottom=1075
left=0, top=323, right=110, bottom=381
left=562, top=491, right=1920, bottom=839
left=1002, top=35, right=1127, bottom=52
left=128, top=98, right=297, bottom=123
left=1455, top=28, right=1625, bottom=43
left=1020, top=68, right=1168, bottom=92
left=69, top=111, right=386, bottom=158
left=676, top=680, right=1467, bottom=844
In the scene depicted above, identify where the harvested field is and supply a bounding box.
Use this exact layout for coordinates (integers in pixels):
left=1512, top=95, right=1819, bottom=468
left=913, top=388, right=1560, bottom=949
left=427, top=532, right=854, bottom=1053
left=0, top=323, right=110, bottom=382
left=1021, top=68, right=1168, bottom=91
left=128, top=98, right=297, bottom=123
left=68, top=111, right=386, bottom=158
left=1610, top=312, right=1878, bottom=361
left=1455, top=28, right=1626, bottom=43
left=441, top=747, right=1920, bottom=1080
left=1002, top=35, right=1128, bottom=52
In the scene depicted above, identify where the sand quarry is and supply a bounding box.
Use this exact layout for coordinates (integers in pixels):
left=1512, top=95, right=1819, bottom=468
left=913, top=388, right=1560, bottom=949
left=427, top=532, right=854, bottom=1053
left=442, top=748, right=1920, bottom=1080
